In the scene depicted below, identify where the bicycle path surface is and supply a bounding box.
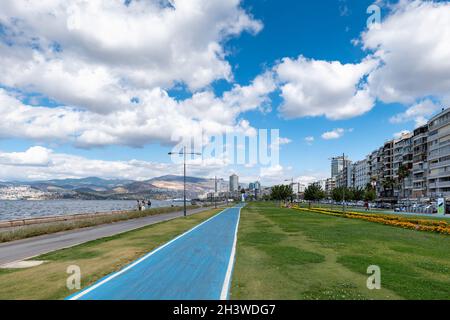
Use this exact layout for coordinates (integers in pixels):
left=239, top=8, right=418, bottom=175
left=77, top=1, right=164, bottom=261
left=67, top=204, right=244, bottom=300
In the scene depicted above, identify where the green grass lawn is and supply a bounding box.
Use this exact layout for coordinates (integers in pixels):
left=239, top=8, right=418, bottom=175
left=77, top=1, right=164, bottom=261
left=0, top=208, right=221, bottom=300
left=231, top=202, right=450, bottom=300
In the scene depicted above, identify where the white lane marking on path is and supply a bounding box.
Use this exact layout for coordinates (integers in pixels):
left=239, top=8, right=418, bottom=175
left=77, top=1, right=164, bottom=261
left=68, top=206, right=234, bottom=300
left=220, top=205, right=242, bottom=300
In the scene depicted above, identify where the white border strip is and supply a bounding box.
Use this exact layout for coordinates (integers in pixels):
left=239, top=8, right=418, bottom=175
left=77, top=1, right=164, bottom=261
left=69, top=207, right=231, bottom=300
left=220, top=206, right=242, bottom=300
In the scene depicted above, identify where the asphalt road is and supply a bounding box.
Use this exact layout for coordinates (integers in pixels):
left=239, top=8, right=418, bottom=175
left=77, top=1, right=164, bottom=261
left=68, top=204, right=243, bottom=300
left=0, top=206, right=219, bottom=266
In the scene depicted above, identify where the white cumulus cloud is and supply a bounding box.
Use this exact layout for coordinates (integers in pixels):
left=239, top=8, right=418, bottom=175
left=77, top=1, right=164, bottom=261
left=390, top=99, right=443, bottom=127
left=321, top=128, right=351, bottom=140
left=275, top=55, right=377, bottom=120
left=0, top=0, right=272, bottom=149
left=362, top=0, right=450, bottom=105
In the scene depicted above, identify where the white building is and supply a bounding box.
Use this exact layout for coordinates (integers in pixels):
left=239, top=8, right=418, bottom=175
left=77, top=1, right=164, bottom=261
left=353, top=158, right=369, bottom=189
left=311, top=180, right=326, bottom=191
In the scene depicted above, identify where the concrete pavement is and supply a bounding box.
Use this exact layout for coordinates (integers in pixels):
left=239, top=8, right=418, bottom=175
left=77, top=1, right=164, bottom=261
left=0, top=206, right=219, bottom=266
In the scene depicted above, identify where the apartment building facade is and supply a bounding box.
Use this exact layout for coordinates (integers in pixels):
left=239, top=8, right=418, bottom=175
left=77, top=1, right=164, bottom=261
left=393, top=132, right=413, bottom=199
left=353, top=158, right=369, bottom=190
left=314, top=109, right=450, bottom=202
left=331, top=156, right=351, bottom=178
left=325, top=177, right=336, bottom=195
left=336, top=162, right=353, bottom=189
left=412, top=125, right=428, bottom=199
left=427, top=108, right=450, bottom=198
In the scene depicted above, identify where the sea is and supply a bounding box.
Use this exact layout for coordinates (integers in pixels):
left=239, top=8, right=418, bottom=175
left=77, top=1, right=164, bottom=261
left=0, top=199, right=173, bottom=221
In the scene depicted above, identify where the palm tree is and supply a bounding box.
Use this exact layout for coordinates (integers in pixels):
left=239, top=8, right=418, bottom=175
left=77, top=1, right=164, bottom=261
left=382, top=177, right=395, bottom=198
left=397, top=164, right=411, bottom=201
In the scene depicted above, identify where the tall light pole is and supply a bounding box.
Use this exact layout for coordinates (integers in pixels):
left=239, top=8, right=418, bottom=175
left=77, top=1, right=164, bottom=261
left=168, top=146, right=201, bottom=217
left=342, top=152, right=346, bottom=213
left=214, top=176, right=217, bottom=209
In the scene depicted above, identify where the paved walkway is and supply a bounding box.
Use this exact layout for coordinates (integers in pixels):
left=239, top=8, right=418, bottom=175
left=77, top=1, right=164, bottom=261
left=0, top=206, right=219, bottom=266
left=67, top=204, right=243, bottom=300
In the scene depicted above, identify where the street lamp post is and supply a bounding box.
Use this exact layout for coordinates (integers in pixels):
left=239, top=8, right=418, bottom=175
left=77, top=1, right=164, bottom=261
left=168, top=146, right=202, bottom=217
left=214, top=176, right=217, bottom=209
left=342, top=152, right=346, bottom=213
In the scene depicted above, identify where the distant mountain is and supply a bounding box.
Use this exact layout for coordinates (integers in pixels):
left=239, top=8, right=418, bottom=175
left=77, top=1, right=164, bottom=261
left=148, top=175, right=209, bottom=184
left=125, top=181, right=159, bottom=193
left=42, top=177, right=133, bottom=188
left=147, top=175, right=214, bottom=193
left=3, top=175, right=217, bottom=200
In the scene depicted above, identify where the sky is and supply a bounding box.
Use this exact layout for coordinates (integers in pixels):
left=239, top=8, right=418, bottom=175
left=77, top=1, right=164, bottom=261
left=0, top=0, right=449, bottom=185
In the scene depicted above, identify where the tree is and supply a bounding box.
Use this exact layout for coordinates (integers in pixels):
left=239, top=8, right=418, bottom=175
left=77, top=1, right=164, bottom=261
left=364, top=188, right=376, bottom=202
left=304, top=184, right=325, bottom=202
left=353, top=187, right=365, bottom=201
left=332, top=187, right=353, bottom=202
left=381, top=177, right=395, bottom=197
left=397, top=164, right=411, bottom=200
left=270, top=184, right=293, bottom=201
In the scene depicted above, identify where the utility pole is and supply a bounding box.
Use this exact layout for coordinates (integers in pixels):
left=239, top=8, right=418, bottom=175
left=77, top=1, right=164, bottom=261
left=184, top=146, right=186, bottom=216
left=168, top=146, right=201, bottom=217
left=214, top=176, right=217, bottom=209
left=342, top=152, right=346, bottom=213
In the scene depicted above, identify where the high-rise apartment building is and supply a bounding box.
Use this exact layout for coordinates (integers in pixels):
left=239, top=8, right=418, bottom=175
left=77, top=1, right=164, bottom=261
left=393, top=132, right=413, bottom=199
left=427, top=108, right=450, bottom=197
left=320, top=106, right=450, bottom=201
left=331, top=156, right=351, bottom=178
left=380, top=140, right=395, bottom=199
left=353, top=158, right=369, bottom=189
left=412, top=125, right=428, bottom=199
left=229, top=174, right=239, bottom=192
left=336, top=161, right=353, bottom=188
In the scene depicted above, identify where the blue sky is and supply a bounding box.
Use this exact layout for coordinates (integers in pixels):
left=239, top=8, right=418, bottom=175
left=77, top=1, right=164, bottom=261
left=0, top=0, right=448, bottom=184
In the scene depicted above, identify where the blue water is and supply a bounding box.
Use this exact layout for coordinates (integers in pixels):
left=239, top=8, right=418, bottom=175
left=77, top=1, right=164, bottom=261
left=0, top=199, right=172, bottom=221
left=68, top=204, right=243, bottom=300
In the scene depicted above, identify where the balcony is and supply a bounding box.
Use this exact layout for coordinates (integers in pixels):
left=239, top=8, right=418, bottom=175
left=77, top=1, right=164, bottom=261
left=429, top=159, right=450, bottom=169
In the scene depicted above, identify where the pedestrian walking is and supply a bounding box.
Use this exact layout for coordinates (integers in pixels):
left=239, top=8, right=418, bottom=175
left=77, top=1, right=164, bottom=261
left=137, top=200, right=141, bottom=211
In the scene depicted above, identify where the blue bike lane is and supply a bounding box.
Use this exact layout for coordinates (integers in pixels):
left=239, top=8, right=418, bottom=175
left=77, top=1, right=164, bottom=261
left=67, top=204, right=243, bottom=300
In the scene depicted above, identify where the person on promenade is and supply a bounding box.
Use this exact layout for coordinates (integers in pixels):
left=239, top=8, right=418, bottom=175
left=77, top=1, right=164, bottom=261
left=147, top=200, right=152, bottom=208
left=137, top=200, right=141, bottom=211
left=141, top=200, right=146, bottom=211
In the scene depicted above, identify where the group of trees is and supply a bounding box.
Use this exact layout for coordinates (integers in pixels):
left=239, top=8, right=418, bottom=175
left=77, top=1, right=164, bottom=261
left=302, top=184, right=377, bottom=202
left=331, top=186, right=376, bottom=202
left=269, top=184, right=294, bottom=201
left=303, top=184, right=325, bottom=201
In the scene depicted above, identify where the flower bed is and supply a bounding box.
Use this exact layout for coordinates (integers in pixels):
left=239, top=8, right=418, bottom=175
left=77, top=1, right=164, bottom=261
left=292, top=206, right=450, bottom=235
